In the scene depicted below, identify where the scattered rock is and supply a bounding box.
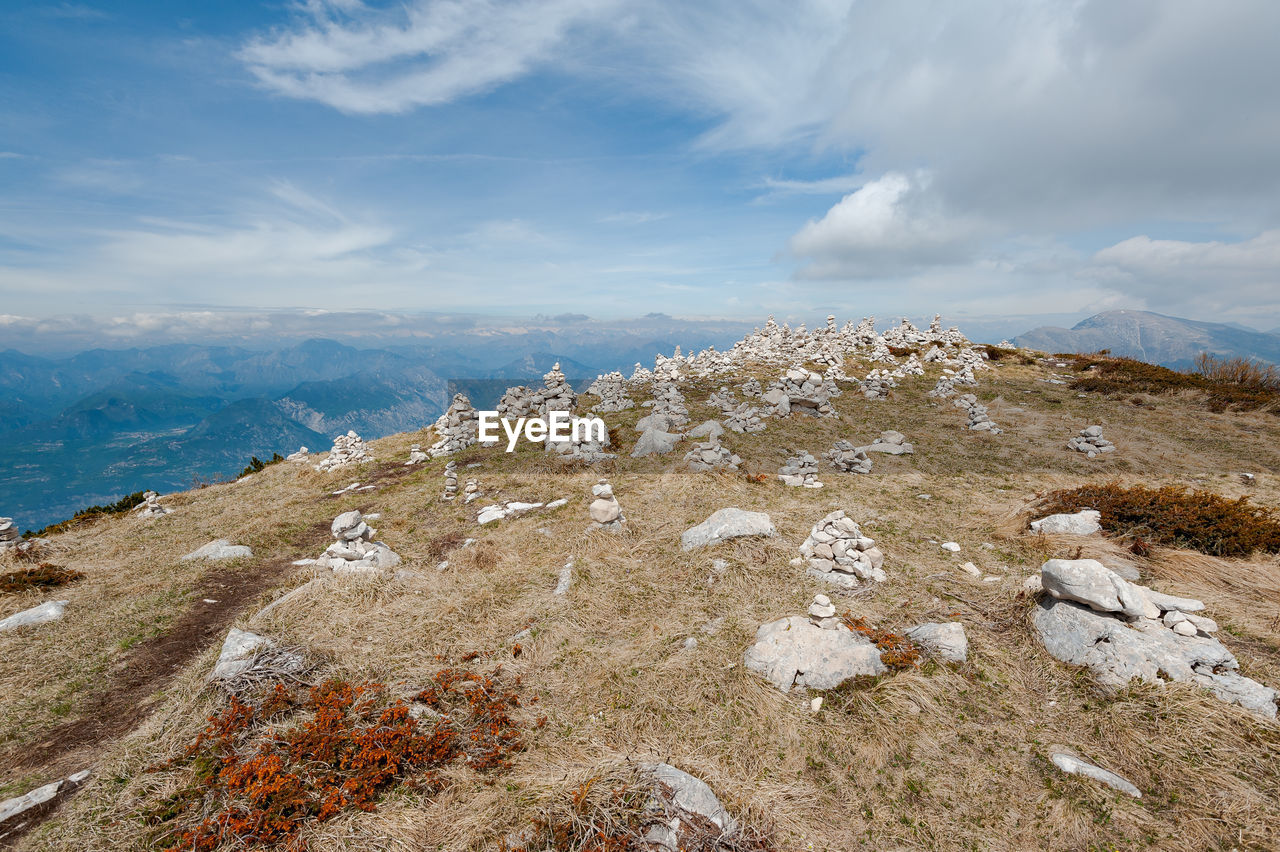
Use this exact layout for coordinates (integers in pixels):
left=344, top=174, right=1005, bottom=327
left=0, top=769, right=92, bottom=840
left=860, top=430, right=914, bottom=455
left=554, top=561, right=573, bottom=596
left=682, top=438, right=741, bottom=471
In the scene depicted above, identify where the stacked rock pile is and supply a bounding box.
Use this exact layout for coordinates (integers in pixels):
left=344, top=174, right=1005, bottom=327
left=545, top=419, right=616, bottom=462
left=770, top=367, right=837, bottom=417
left=954, top=394, right=1002, bottom=433
left=647, top=380, right=689, bottom=429
left=406, top=444, right=427, bottom=465
left=535, top=362, right=577, bottom=415
left=133, top=491, right=172, bottom=517
left=586, top=371, right=634, bottom=412
left=683, top=438, right=742, bottom=471
left=442, top=461, right=458, bottom=500
left=740, top=377, right=762, bottom=398
left=314, top=510, right=401, bottom=575
left=497, top=386, right=536, bottom=420
left=795, top=509, right=886, bottom=587
left=862, top=369, right=897, bottom=400
left=588, top=479, right=624, bottom=531
left=825, top=440, right=873, bottom=474
left=0, top=517, right=17, bottom=551
left=463, top=479, right=479, bottom=502
left=860, top=430, right=913, bottom=455
left=723, top=403, right=766, bottom=433
left=808, top=594, right=839, bottom=629
left=428, top=394, right=480, bottom=457
left=1068, top=425, right=1115, bottom=458
left=317, top=431, right=373, bottom=471
left=707, top=387, right=737, bottom=412
left=778, top=451, right=823, bottom=488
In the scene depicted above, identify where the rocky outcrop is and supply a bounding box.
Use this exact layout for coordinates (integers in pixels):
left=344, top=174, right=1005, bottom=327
left=744, top=611, right=885, bottom=691
left=1032, top=559, right=1277, bottom=718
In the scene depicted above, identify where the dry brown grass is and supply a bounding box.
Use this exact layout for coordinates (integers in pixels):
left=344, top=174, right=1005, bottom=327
left=5, top=352, right=1280, bottom=850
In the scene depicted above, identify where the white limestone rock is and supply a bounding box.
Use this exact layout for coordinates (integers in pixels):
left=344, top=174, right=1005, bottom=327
left=905, top=622, right=968, bottom=663
left=744, top=616, right=885, bottom=691
left=1030, top=510, right=1102, bottom=536
left=0, top=600, right=68, bottom=632
left=181, top=539, right=253, bottom=561
left=681, top=508, right=776, bottom=550
left=1049, top=752, right=1141, bottom=798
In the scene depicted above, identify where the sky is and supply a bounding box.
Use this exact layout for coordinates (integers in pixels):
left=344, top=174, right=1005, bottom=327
left=2, top=0, right=1280, bottom=344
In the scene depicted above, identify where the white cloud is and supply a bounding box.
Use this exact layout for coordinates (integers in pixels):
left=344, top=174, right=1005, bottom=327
left=238, top=0, right=618, bottom=114
left=1090, top=230, right=1280, bottom=320
left=788, top=172, right=989, bottom=278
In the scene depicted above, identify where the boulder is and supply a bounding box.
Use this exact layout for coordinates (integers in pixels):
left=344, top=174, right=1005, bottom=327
left=181, top=540, right=253, bottom=561
left=688, top=420, right=726, bottom=441
left=0, top=600, right=68, bottom=632
left=681, top=508, right=776, bottom=550
left=640, top=762, right=738, bottom=846
left=631, top=427, right=680, bottom=458
left=1030, top=510, right=1102, bottom=536
left=210, top=628, right=272, bottom=680
left=744, top=616, right=885, bottom=691
left=1040, top=558, right=1158, bottom=619
left=905, top=622, right=968, bottom=663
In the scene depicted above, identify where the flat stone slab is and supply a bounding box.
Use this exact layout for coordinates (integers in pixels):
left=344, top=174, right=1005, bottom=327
left=1030, top=509, right=1101, bottom=536
left=0, top=600, right=68, bottom=632
left=906, top=622, right=968, bottom=663
left=181, top=539, right=253, bottom=561
left=681, top=508, right=776, bottom=550
left=744, top=616, right=885, bottom=691
left=1050, top=752, right=1141, bottom=798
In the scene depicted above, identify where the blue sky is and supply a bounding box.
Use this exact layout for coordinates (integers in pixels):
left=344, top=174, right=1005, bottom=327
left=3, top=0, right=1280, bottom=341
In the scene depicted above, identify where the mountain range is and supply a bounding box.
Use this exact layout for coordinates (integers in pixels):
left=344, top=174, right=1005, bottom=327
left=1014, top=310, right=1280, bottom=368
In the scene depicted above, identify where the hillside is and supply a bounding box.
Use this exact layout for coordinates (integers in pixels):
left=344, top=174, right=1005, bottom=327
left=1015, top=309, right=1280, bottom=368
left=0, top=318, right=1278, bottom=850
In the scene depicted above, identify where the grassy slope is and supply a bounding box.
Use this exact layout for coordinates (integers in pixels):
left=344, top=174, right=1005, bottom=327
left=3, top=354, right=1279, bottom=850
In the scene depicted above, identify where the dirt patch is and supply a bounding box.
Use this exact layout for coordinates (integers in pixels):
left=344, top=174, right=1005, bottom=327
left=0, top=520, right=332, bottom=810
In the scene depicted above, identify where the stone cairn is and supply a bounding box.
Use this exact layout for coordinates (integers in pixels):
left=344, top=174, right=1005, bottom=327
left=723, top=402, right=766, bottom=433
left=429, top=393, right=479, bottom=457
left=647, top=379, right=689, bottom=429
left=741, top=377, right=763, bottom=398
left=808, top=594, right=840, bottom=629
left=314, top=510, right=401, bottom=575
left=954, top=394, right=1002, bottom=433
left=796, top=509, right=886, bottom=588
left=0, top=517, right=17, bottom=551
left=535, top=362, right=577, bottom=415
left=406, top=444, right=427, bottom=465
left=317, top=430, right=373, bottom=471
left=825, top=440, right=873, bottom=474
left=133, top=491, right=172, bottom=517
left=587, top=371, right=634, bottom=412
left=707, top=386, right=738, bottom=412
left=463, top=479, right=480, bottom=502
left=862, top=430, right=914, bottom=455
left=1068, top=425, right=1115, bottom=458
left=778, top=451, right=823, bottom=488
left=285, top=446, right=310, bottom=462
left=771, top=367, right=837, bottom=417
left=862, top=369, right=896, bottom=400
left=442, top=461, right=458, bottom=500
left=588, top=479, right=625, bottom=531
left=683, top=438, right=742, bottom=471
left=497, top=386, right=536, bottom=420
